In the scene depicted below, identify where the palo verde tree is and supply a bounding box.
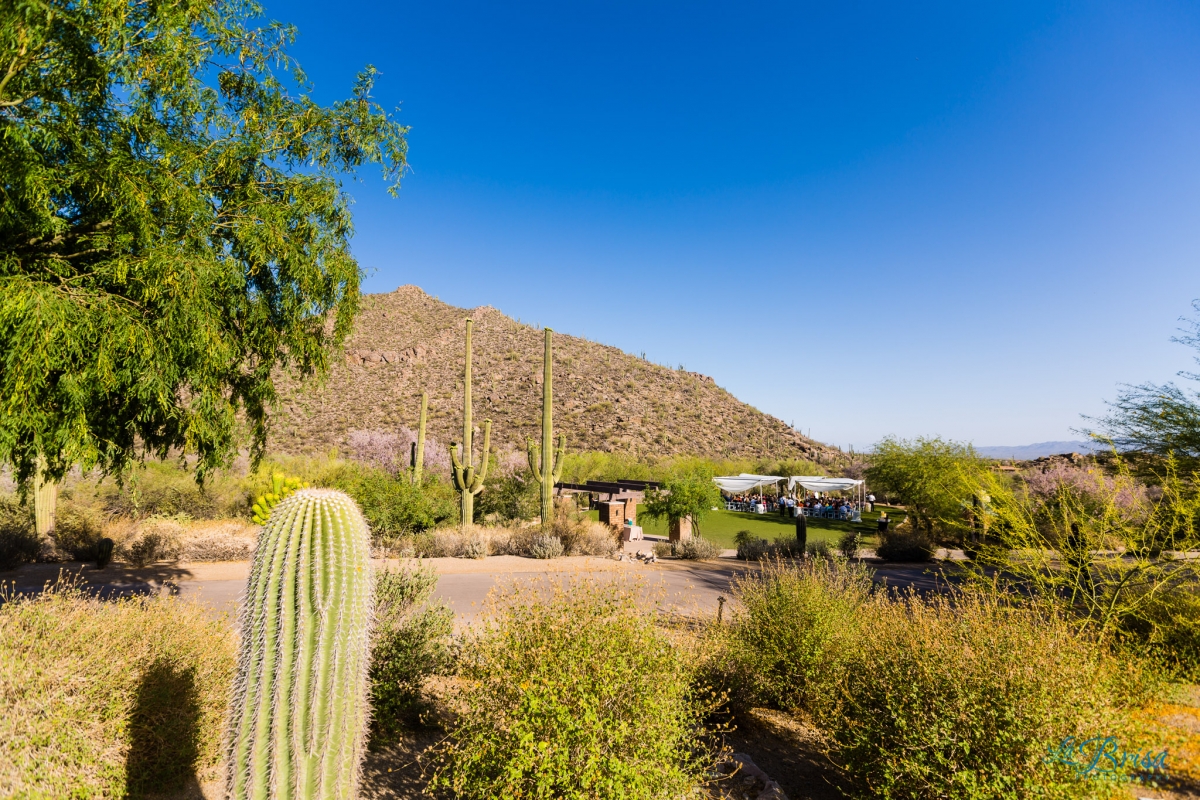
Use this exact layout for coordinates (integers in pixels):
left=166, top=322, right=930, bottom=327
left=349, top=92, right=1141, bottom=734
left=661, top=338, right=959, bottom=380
left=641, top=473, right=722, bottom=539
left=864, top=436, right=989, bottom=542
left=1087, top=299, right=1200, bottom=474
left=0, top=0, right=408, bottom=488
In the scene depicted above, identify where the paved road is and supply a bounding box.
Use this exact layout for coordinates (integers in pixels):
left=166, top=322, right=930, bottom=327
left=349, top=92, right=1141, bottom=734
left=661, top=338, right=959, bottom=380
left=3, top=546, right=970, bottom=626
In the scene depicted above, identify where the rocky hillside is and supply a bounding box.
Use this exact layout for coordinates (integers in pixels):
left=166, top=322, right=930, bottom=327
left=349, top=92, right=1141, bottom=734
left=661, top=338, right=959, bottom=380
left=270, top=286, right=835, bottom=462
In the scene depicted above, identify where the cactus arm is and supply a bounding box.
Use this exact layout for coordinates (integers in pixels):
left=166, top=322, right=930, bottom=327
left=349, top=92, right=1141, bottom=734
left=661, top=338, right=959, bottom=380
left=470, top=420, right=492, bottom=494
left=527, top=437, right=542, bottom=483
left=551, top=434, right=566, bottom=484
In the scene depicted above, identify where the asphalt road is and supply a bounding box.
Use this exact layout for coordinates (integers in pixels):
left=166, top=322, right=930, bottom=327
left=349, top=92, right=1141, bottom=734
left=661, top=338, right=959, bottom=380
left=2, top=544, right=969, bottom=626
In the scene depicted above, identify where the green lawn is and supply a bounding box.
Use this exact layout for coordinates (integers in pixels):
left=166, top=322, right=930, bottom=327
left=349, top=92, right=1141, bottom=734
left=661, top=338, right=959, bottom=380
left=589, top=504, right=901, bottom=550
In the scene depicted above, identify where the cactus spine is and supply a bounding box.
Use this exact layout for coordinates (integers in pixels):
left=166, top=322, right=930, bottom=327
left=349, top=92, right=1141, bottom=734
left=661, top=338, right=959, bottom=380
left=527, top=328, right=566, bottom=524
left=450, top=320, right=491, bottom=529
left=411, top=390, right=428, bottom=485
left=225, top=488, right=373, bottom=800
left=33, top=455, right=58, bottom=537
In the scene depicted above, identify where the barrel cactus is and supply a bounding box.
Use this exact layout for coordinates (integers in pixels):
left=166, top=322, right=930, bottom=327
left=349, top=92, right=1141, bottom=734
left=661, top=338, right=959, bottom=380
left=225, top=488, right=374, bottom=799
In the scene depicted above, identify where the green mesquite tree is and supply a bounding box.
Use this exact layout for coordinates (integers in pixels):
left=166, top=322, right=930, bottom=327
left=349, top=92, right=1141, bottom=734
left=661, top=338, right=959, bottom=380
left=0, top=0, right=408, bottom=487
left=411, top=390, right=428, bottom=485
left=225, top=488, right=374, bottom=799
left=451, top=320, right=491, bottom=528
left=527, top=328, right=565, bottom=524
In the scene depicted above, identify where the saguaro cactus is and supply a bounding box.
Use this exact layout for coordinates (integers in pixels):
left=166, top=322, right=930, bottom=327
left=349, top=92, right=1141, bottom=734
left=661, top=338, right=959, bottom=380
left=411, top=390, right=428, bottom=485
left=32, top=455, right=58, bottom=537
left=225, top=489, right=374, bottom=800
left=527, top=328, right=566, bottom=524
left=451, top=320, right=491, bottom=528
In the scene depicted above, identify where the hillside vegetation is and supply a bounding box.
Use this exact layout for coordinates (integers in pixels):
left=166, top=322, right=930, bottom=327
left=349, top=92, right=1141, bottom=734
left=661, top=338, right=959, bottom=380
left=271, top=286, right=837, bottom=463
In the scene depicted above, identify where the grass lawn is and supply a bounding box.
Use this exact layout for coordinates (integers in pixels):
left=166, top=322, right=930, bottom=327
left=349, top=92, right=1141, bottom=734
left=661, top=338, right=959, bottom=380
left=589, top=504, right=903, bottom=550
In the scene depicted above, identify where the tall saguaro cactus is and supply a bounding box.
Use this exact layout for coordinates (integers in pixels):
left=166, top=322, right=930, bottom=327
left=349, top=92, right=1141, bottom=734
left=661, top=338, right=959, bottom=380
left=410, top=390, right=428, bottom=485
left=451, top=320, right=491, bottom=528
left=527, top=328, right=566, bottom=524
left=225, top=489, right=374, bottom=800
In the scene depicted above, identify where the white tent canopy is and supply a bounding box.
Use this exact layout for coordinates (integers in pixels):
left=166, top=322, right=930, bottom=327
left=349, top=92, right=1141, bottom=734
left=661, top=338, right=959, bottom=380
left=712, top=473, right=783, bottom=493
left=788, top=476, right=864, bottom=493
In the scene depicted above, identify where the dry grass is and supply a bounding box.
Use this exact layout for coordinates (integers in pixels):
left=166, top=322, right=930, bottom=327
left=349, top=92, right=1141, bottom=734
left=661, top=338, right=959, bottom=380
left=0, top=580, right=234, bottom=798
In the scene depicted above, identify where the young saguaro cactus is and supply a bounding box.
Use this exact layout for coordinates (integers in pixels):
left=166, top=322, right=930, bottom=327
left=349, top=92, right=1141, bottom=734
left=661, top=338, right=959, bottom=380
left=527, top=327, right=566, bottom=524
left=411, top=390, right=428, bottom=485
left=451, top=319, right=491, bottom=529
left=225, top=489, right=374, bottom=800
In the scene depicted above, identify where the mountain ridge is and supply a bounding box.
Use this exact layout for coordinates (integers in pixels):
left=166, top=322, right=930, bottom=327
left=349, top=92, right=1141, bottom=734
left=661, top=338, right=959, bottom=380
left=270, top=286, right=838, bottom=464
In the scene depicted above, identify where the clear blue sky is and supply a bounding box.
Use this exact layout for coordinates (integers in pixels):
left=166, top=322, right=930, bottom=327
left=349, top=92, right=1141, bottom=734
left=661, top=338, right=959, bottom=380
left=272, top=0, right=1200, bottom=450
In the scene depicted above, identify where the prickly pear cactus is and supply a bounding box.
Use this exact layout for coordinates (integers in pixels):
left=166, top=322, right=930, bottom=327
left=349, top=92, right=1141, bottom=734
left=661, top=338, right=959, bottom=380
left=225, top=488, right=374, bottom=799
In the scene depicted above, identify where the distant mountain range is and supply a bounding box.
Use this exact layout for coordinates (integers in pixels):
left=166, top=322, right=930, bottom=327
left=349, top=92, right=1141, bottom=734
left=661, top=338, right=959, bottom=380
left=974, top=441, right=1099, bottom=461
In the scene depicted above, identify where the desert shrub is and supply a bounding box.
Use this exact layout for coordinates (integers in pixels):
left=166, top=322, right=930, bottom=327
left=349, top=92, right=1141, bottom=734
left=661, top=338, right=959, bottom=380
left=529, top=534, right=564, bottom=559
left=475, top=469, right=540, bottom=523
left=653, top=541, right=674, bottom=558
left=370, top=565, right=454, bottom=741
left=121, top=520, right=183, bottom=568
left=771, top=536, right=803, bottom=558
left=722, top=558, right=872, bottom=715
left=430, top=577, right=724, bottom=798
left=461, top=536, right=488, bottom=559
left=676, top=536, right=722, bottom=560
left=734, top=530, right=769, bottom=561
left=829, top=591, right=1156, bottom=799
left=91, top=460, right=248, bottom=520
left=875, top=529, right=934, bottom=562
left=322, top=463, right=458, bottom=536
left=50, top=502, right=107, bottom=561
left=0, top=496, right=37, bottom=569
left=573, top=523, right=620, bottom=556
left=546, top=503, right=593, bottom=553
left=806, top=539, right=832, bottom=559
left=838, top=531, right=862, bottom=559
left=0, top=581, right=234, bottom=797
left=177, top=521, right=256, bottom=562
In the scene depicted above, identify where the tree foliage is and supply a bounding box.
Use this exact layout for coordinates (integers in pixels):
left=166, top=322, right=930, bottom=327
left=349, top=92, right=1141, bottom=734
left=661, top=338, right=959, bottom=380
left=641, top=474, right=721, bottom=532
left=1086, top=301, right=1200, bottom=474
left=0, top=0, right=408, bottom=484
left=865, top=436, right=988, bottom=542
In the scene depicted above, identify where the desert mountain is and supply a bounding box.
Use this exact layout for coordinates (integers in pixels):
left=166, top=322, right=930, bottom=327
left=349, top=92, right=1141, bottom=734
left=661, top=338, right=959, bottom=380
left=270, top=286, right=836, bottom=464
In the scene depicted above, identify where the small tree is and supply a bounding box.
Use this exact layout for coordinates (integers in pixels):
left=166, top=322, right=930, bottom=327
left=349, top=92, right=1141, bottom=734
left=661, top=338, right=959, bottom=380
left=1, top=0, right=408, bottom=486
left=641, top=475, right=721, bottom=538
left=864, top=436, right=988, bottom=543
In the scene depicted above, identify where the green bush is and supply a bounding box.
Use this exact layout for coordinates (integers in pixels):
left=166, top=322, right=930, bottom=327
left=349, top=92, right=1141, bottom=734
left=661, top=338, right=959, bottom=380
left=322, top=463, right=458, bottom=536
left=723, top=558, right=872, bottom=715
left=837, top=530, right=862, bottom=559
left=431, top=577, right=723, bottom=799
left=0, top=581, right=233, bottom=797
left=0, top=497, right=38, bottom=569
left=875, top=529, right=934, bottom=562
left=829, top=591, right=1155, bottom=799
left=734, top=529, right=769, bottom=560
left=370, top=565, right=453, bottom=742
left=476, top=470, right=540, bottom=523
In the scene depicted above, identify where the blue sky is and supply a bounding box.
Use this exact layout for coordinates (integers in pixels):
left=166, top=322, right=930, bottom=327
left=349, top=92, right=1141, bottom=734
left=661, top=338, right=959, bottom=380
left=272, top=0, right=1200, bottom=449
